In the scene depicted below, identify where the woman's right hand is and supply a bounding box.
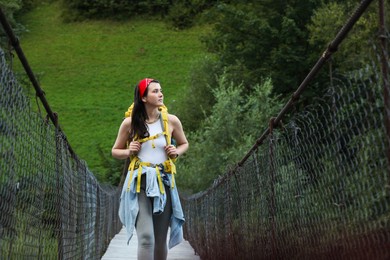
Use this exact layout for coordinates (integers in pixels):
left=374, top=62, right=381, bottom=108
left=128, top=141, right=141, bottom=156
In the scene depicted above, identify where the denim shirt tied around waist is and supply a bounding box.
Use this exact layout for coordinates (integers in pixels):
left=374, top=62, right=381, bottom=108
left=118, top=165, right=185, bottom=249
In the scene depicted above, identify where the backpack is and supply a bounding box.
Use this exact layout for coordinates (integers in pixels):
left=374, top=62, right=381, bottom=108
left=120, top=103, right=177, bottom=193
left=124, top=103, right=171, bottom=146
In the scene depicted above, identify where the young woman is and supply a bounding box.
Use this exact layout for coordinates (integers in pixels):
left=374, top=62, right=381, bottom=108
left=112, top=78, right=189, bottom=260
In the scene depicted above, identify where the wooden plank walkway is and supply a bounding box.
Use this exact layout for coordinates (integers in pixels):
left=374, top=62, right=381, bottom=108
left=101, top=227, right=200, bottom=260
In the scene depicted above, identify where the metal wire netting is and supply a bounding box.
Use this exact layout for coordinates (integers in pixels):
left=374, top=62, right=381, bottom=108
left=182, top=7, right=390, bottom=260
left=0, top=48, right=122, bottom=259
left=183, top=62, right=390, bottom=260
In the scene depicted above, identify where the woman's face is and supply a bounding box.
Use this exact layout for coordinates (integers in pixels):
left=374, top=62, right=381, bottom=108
left=143, top=82, right=164, bottom=107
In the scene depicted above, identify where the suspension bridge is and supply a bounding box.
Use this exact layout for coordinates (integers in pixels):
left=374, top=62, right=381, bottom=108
left=1, top=0, right=390, bottom=259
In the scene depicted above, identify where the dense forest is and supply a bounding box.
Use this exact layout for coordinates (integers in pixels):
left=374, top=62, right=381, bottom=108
left=1, top=0, right=387, bottom=193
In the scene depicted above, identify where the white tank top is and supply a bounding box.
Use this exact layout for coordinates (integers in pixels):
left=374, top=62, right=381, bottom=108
left=137, top=120, right=168, bottom=164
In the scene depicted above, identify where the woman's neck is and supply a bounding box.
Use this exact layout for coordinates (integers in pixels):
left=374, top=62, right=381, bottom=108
left=145, top=107, right=160, bottom=124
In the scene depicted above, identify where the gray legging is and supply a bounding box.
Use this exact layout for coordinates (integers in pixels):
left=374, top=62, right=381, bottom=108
left=135, top=175, right=172, bottom=260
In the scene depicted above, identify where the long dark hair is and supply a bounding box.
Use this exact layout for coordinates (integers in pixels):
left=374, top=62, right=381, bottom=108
left=129, top=79, right=159, bottom=140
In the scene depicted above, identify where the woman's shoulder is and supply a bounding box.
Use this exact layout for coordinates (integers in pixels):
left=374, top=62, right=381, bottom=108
left=168, top=113, right=180, bottom=123
left=121, top=116, right=132, bottom=128
left=123, top=116, right=132, bottom=123
left=167, top=114, right=183, bottom=129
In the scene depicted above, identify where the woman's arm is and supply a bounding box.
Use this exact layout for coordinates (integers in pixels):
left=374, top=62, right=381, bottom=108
left=165, top=114, right=189, bottom=158
left=112, top=117, right=141, bottom=159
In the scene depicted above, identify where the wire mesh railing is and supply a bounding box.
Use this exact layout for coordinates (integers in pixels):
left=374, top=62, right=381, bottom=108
left=0, top=27, right=121, bottom=260
left=182, top=0, right=390, bottom=259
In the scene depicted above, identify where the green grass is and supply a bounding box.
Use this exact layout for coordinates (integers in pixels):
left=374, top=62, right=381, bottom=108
left=15, top=1, right=209, bottom=179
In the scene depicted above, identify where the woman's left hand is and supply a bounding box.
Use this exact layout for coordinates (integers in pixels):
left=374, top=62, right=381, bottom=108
left=165, top=145, right=178, bottom=159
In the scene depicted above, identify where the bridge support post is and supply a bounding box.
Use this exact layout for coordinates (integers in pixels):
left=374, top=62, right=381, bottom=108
left=55, top=129, right=64, bottom=260
left=268, top=118, right=277, bottom=259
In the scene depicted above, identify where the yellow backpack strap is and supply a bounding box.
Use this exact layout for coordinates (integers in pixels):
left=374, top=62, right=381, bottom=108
left=127, top=156, right=138, bottom=192
left=159, top=106, right=179, bottom=183
left=168, top=158, right=176, bottom=188
left=155, top=167, right=165, bottom=194
left=125, top=103, right=134, bottom=118
left=158, top=106, right=171, bottom=146
left=158, top=107, right=178, bottom=189
left=125, top=103, right=170, bottom=145
left=127, top=158, right=158, bottom=193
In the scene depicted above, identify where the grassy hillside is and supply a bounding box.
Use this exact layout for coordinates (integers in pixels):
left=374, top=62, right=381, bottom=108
left=15, top=1, right=209, bottom=180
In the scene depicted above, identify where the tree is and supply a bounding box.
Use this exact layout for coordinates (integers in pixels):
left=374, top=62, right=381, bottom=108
left=0, top=0, right=24, bottom=50
left=201, top=1, right=323, bottom=97
left=177, top=75, right=283, bottom=193
left=307, top=0, right=388, bottom=76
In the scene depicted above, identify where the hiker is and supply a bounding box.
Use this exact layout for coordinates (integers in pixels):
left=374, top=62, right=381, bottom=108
left=112, top=78, right=189, bottom=260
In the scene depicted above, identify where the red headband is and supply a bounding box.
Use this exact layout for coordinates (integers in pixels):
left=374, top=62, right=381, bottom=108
left=138, top=78, right=154, bottom=97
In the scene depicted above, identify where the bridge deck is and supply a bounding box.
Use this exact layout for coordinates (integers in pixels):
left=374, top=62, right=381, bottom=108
left=101, top=227, right=200, bottom=260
